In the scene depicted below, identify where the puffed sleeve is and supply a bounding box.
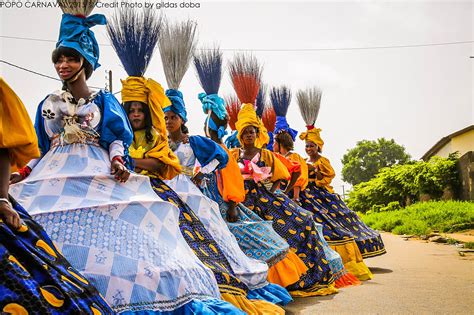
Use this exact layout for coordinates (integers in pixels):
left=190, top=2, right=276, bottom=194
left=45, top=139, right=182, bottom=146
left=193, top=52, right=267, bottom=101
left=217, top=145, right=246, bottom=203
left=315, top=156, right=335, bottom=193
left=260, top=149, right=290, bottom=182
left=287, top=152, right=309, bottom=190
left=0, top=78, right=40, bottom=171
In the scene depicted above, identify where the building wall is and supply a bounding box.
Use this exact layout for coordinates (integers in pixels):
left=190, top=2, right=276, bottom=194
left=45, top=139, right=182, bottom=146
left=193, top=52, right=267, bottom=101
left=432, top=129, right=474, bottom=158
left=451, top=129, right=474, bottom=156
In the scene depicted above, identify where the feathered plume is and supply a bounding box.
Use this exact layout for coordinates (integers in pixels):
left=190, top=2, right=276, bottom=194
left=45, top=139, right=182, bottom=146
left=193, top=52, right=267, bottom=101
left=296, top=87, right=322, bottom=126
left=262, top=107, right=276, bottom=132
left=57, top=0, right=97, bottom=16
left=225, top=95, right=240, bottom=130
left=194, top=47, right=222, bottom=94
left=159, top=19, right=197, bottom=89
left=255, top=84, right=267, bottom=118
left=270, top=86, right=292, bottom=117
left=228, top=54, right=262, bottom=104
left=107, top=8, right=162, bottom=77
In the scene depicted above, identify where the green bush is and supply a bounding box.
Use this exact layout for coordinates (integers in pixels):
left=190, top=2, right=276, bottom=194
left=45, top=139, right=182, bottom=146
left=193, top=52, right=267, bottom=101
left=347, top=155, right=460, bottom=213
left=361, top=201, right=474, bottom=236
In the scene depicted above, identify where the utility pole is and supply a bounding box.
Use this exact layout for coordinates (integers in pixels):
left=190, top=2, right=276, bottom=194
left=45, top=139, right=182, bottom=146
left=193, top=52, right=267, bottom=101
left=105, top=70, right=113, bottom=93
left=342, top=185, right=346, bottom=199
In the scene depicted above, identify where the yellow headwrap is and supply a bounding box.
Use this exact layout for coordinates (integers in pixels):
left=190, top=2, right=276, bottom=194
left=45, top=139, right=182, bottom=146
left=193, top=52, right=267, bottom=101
left=235, top=103, right=270, bottom=148
left=121, top=76, right=182, bottom=179
left=299, top=127, right=324, bottom=151
left=0, top=77, right=40, bottom=171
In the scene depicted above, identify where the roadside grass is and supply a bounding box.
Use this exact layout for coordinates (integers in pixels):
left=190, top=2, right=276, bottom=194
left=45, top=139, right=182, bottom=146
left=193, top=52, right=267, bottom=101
left=361, top=201, right=474, bottom=236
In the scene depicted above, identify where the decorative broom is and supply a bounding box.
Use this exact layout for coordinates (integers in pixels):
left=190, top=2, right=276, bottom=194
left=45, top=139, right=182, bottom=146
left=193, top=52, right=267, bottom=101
left=255, top=84, right=267, bottom=118
left=270, top=85, right=298, bottom=141
left=296, top=87, right=322, bottom=127
left=159, top=19, right=197, bottom=90
left=262, top=107, right=276, bottom=133
left=107, top=8, right=162, bottom=77
left=225, top=95, right=240, bottom=131
left=228, top=53, right=262, bottom=105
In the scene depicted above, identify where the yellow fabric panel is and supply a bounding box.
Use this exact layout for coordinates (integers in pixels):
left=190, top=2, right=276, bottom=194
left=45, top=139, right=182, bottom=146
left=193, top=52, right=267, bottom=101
left=217, top=144, right=246, bottom=203
left=0, top=77, right=40, bottom=171
left=260, top=149, right=290, bottom=182
left=312, top=156, right=335, bottom=193
left=121, top=76, right=181, bottom=179
left=221, top=293, right=285, bottom=315
left=330, top=241, right=373, bottom=281
left=287, top=152, right=309, bottom=190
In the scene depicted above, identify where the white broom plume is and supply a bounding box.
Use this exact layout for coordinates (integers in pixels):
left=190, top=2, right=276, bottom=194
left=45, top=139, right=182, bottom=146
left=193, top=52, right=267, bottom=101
left=158, top=19, right=197, bottom=90
left=297, top=87, right=322, bottom=126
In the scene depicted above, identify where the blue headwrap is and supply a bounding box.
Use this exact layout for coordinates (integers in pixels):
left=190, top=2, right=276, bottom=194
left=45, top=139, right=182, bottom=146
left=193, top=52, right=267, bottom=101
left=224, top=130, right=241, bottom=149
left=206, top=115, right=228, bottom=140
left=274, top=116, right=298, bottom=141
left=164, top=89, right=188, bottom=122
left=56, top=14, right=106, bottom=70
left=266, top=131, right=274, bottom=150
left=198, top=92, right=227, bottom=120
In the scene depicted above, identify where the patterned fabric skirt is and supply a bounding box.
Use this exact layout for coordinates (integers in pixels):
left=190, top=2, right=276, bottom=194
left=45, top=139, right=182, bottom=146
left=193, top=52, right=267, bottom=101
left=199, top=173, right=289, bottom=266
left=151, top=177, right=287, bottom=314
left=10, top=143, right=227, bottom=313
left=241, top=180, right=337, bottom=297
left=149, top=178, right=248, bottom=296
left=0, top=198, right=113, bottom=314
left=302, top=183, right=386, bottom=258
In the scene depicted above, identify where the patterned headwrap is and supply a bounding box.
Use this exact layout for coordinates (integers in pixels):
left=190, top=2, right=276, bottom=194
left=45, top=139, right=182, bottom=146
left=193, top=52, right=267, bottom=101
left=56, top=14, right=106, bottom=70
left=121, top=77, right=182, bottom=178
left=299, top=126, right=324, bottom=151
left=235, top=103, right=270, bottom=148
left=163, top=89, right=188, bottom=123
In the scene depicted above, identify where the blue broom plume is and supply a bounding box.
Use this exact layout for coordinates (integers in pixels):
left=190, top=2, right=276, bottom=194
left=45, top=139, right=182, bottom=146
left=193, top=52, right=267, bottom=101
left=255, top=84, right=267, bottom=118
left=107, top=8, right=162, bottom=77
left=194, top=47, right=222, bottom=95
left=270, top=86, right=292, bottom=117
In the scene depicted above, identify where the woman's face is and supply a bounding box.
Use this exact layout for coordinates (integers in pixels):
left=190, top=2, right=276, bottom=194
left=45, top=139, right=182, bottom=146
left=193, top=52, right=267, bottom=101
left=165, top=111, right=183, bottom=133
left=305, top=141, right=319, bottom=156
left=241, top=126, right=257, bottom=146
left=128, top=102, right=146, bottom=131
left=54, top=55, right=83, bottom=81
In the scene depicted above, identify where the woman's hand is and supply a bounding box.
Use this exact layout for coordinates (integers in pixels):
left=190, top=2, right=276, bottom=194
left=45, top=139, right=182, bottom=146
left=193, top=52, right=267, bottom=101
left=111, top=159, right=130, bottom=183
left=0, top=201, right=21, bottom=230
left=9, top=172, right=23, bottom=185
left=226, top=202, right=239, bottom=223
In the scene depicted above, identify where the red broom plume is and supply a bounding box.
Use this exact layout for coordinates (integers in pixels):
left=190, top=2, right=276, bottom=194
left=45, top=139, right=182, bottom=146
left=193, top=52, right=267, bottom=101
left=262, top=107, right=276, bottom=132
left=225, top=95, right=240, bottom=131
left=228, top=54, right=262, bottom=105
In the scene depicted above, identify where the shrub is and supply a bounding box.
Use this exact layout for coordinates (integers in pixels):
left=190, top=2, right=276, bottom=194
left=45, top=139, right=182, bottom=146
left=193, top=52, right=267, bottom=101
left=347, top=155, right=460, bottom=213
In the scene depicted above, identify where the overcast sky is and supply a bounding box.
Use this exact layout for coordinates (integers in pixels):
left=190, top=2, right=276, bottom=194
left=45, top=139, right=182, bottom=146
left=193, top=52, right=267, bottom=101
left=1, top=0, right=473, bottom=194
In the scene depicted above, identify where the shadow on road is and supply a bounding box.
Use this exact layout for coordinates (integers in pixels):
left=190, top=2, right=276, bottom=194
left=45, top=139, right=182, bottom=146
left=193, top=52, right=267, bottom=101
left=369, top=267, right=393, bottom=274
left=284, top=294, right=337, bottom=315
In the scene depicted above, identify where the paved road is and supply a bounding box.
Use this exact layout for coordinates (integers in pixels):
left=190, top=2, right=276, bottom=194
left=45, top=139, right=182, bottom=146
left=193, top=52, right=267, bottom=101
left=284, top=233, right=474, bottom=314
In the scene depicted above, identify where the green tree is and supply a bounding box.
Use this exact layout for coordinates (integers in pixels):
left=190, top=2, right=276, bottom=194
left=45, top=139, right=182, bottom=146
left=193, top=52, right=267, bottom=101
left=341, top=138, right=411, bottom=185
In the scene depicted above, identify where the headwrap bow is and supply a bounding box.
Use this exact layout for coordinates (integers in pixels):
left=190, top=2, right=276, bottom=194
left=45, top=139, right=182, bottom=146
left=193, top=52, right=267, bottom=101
left=163, top=89, right=188, bottom=122
left=199, top=93, right=227, bottom=120
left=206, top=115, right=228, bottom=140
left=274, top=116, right=298, bottom=141
left=56, top=14, right=106, bottom=70
left=299, top=126, right=324, bottom=151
